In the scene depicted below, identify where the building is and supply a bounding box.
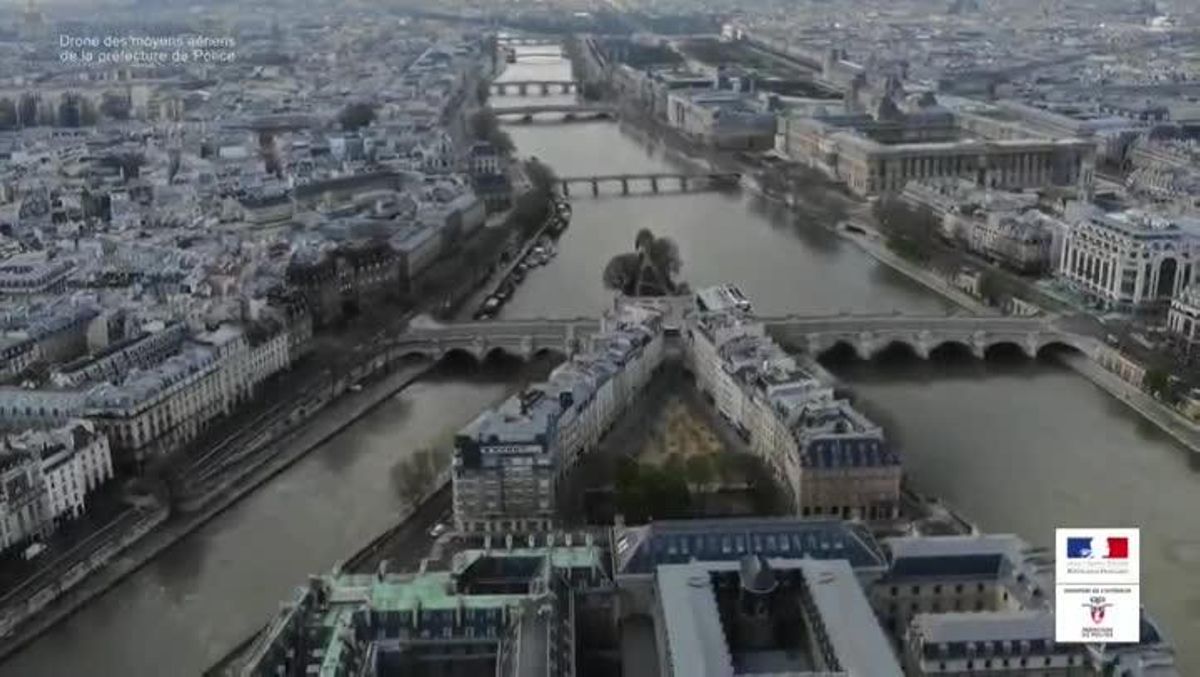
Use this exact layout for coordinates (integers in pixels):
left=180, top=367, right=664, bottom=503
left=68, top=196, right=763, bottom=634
left=237, top=542, right=610, bottom=677
left=903, top=178, right=1066, bottom=273
left=286, top=241, right=402, bottom=326
left=1056, top=202, right=1200, bottom=313
left=49, top=322, right=188, bottom=388
left=0, top=448, right=48, bottom=552
left=453, top=303, right=665, bottom=533
left=4, top=419, right=113, bottom=525
left=686, top=285, right=901, bottom=520
left=1168, top=284, right=1200, bottom=352
left=653, top=556, right=903, bottom=677
left=0, top=252, right=76, bottom=296
left=0, top=419, right=113, bottom=553
left=965, top=212, right=1055, bottom=274
left=876, top=534, right=1176, bottom=675
left=777, top=98, right=1096, bottom=197
left=665, top=90, right=777, bottom=150
left=793, top=400, right=900, bottom=520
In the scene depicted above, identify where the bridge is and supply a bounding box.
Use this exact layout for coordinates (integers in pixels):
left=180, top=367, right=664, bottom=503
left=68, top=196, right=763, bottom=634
left=496, top=36, right=560, bottom=47
left=386, top=318, right=602, bottom=361
left=559, top=172, right=742, bottom=197
left=491, top=102, right=617, bottom=120
left=758, top=313, right=1095, bottom=359
left=383, top=314, right=1095, bottom=363
left=490, top=80, right=579, bottom=96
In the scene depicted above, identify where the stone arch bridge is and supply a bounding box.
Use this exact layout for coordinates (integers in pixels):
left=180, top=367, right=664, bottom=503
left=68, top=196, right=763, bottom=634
left=759, top=313, right=1096, bottom=360
left=384, top=314, right=1095, bottom=363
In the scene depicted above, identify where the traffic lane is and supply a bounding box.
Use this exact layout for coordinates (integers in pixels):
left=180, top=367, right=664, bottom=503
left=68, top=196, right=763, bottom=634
left=347, top=486, right=451, bottom=575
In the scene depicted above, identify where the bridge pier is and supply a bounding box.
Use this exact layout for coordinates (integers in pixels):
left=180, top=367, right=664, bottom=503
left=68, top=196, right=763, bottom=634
left=650, top=176, right=659, bottom=193
left=680, top=176, right=689, bottom=192
left=518, top=83, right=528, bottom=96
left=621, top=178, right=629, bottom=195
left=562, top=181, right=570, bottom=197
left=591, top=179, right=599, bottom=197
left=540, top=83, right=550, bottom=95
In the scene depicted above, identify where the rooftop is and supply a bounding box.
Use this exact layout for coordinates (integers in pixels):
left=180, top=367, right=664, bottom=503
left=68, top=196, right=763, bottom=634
left=613, top=516, right=888, bottom=576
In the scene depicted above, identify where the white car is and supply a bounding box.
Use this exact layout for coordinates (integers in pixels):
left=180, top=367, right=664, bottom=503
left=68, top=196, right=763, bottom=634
left=428, top=523, right=448, bottom=538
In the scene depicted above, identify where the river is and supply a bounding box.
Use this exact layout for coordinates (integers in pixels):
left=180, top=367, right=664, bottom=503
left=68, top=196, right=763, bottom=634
left=3, top=46, right=1197, bottom=675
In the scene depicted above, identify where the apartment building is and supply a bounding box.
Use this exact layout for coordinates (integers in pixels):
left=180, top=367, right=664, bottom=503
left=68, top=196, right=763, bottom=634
left=453, top=303, right=665, bottom=533
left=686, top=285, right=901, bottom=521
left=0, top=419, right=114, bottom=553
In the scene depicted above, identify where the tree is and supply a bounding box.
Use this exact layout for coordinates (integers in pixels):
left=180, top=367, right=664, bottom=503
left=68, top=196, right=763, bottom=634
left=338, top=102, right=376, bottom=131
left=58, top=93, right=83, bottom=127
left=648, top=236, right=682, bottom=282
left=635, top=228, right=654, bottom=253
left=0, top=98, right=16, bottom=130
left=523, top=157, right=558, bottom=196
left=475, top=78, right=491, bottom=105
left=603, top=229, right=682, bottom=296
left=392, top=447, right=446, bottom=507
left=874, top=196, right=938, bottom=262
left=685, top=454, right=714, bottom=487
left=469, top=109, right=514, bottom=154
left=603, top=252, right=643, bottom=295
left=18, top=93, right=39, bottom=127
left=978, top=270, right=1010, bottom=306
left=1144, top=368, right=1170, bottom=398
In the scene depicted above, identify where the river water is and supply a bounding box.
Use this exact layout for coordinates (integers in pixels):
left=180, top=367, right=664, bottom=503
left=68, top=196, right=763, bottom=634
left=3, top=47, right=1198, bottom=675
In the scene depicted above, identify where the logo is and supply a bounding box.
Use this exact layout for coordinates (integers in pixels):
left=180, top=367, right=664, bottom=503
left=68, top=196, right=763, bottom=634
left=1083, top=595, right=1113, bottom=625
left=1066, top=536, right=1129, bottom=559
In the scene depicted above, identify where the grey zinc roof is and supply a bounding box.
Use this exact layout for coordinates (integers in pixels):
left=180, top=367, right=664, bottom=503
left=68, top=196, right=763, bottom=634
left=911, top=610, right=1055, bottom=644
left=655, top=558, right=902, bottom=677
left=613, top=516, right=887, bottom=575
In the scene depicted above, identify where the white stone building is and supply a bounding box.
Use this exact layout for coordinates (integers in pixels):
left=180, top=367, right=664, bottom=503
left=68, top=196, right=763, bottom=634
left=1057, top=202, right=1200, bottom=313
left=1168, top=284, right=1200, bottom=350
left=0, top=419, right=114, bottom=552
left=686, top=285, right=901, bottom=519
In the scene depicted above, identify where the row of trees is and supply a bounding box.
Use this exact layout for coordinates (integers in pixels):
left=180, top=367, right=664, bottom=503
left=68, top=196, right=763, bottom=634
left=614, top=457, right=693, bottom=522
left=0, top=92, right=125, bottom=130
left=602, top=228, right=684, bottom=296
left=612, top=451, right=782, bottom=523
left=872, top=196, right=942, bottom=264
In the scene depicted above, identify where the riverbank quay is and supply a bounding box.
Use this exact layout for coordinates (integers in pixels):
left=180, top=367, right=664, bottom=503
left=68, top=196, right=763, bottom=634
left=453, top=196, right=569, bottom=321
left=0, top=357, right=433, bottom=662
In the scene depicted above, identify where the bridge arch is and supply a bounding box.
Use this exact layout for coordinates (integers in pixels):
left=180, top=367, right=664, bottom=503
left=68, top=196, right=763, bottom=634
left=395, top=347, right=436, bottom=362
left=982, top=340, right=1033, bottom=360
left=440, top=347, right=484, bottom=364
left=531, top=346, right=568, bottom=360
left=928, top=340, right=975, bottom=361
left=869, top=340, right=923, bottom=361
left=1034, top=338, right=1087, bottom=359
left=817, top=340, right=865, bottom=362
left=483, top=346, right=522, bottom=364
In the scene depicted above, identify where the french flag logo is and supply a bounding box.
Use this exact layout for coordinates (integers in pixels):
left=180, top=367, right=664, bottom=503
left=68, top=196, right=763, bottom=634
left=1066, top=537, right=1129, bottom=559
